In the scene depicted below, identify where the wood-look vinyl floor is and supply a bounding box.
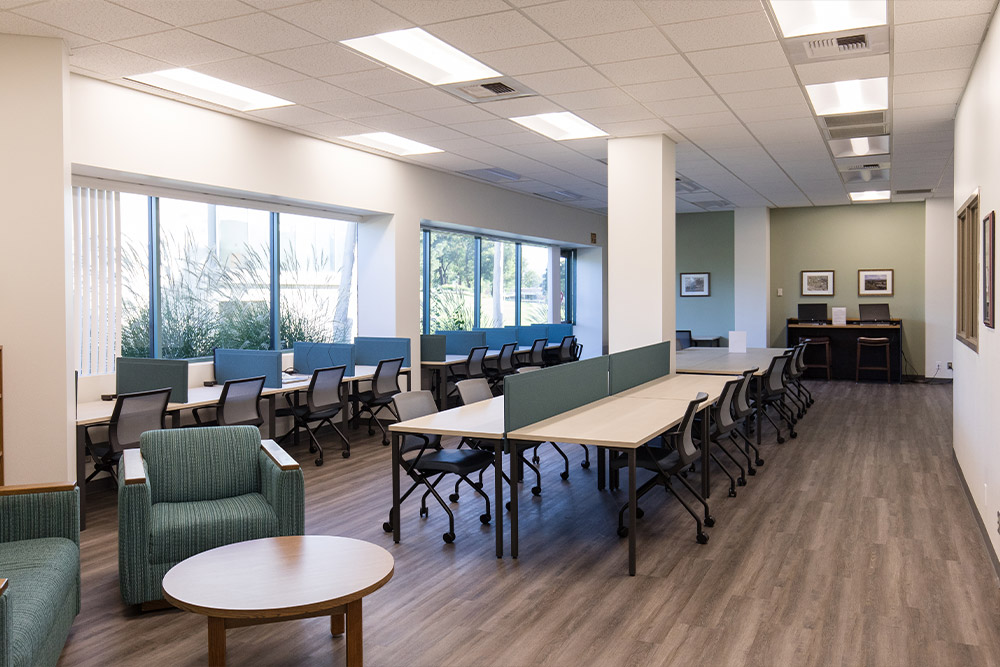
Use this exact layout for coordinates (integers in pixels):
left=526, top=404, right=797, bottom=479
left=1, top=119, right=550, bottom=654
left=58, top=381, right=1000, bottom=666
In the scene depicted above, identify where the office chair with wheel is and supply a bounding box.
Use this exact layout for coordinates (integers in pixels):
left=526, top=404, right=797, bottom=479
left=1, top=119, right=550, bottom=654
left=696, top=377, right=753, bottom=495
left=782, top=344, right=809, bottom=419
left=543, top=335, right=576, bottom=366
left=484, top=342, right=517, bottom=392
left=729, top=367, right=764, bottom=468
left=193, top=376, right=265, bottom=427
left=446, top=347, right=488, bottom=404
left=84, top=387, right=171, bottom=486
left=381, top=390, right=495, bottom=544
left=571, top=341, right=583, bottom=361
left=356, top=357, right=404, bottom=445
left=522, top=338, right=547, bottom=367
left=791, top=342, right=815, bottom=407
left=751, top=352, right=797, bottom=443
left=276, top=365, right=350, bottom=466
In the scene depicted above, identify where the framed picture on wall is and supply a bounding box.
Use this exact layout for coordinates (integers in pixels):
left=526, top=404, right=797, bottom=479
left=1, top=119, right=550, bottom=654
left=680, top=272, right=710, bottom=297
left=985, top=210, right=995, bottom=328
left=801, top=270, right=834, bottom=296
left=858, top=269, right=894, bottom=296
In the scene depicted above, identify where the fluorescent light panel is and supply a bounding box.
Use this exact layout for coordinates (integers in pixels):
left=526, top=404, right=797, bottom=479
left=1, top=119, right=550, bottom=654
left=339, top=132, right=443, bottom=156
left=125, top=68, right=292, bottom=111
left=769, top=0, right=886, bottom=38
left=849, top=190, right=890, bottom=202
left=830, top=134, right=890, bottom=158
left=509, top=112, right=608, bottom=141
left=340, top=28, right=499, bottom=85
left=805, top=77, right=887, bottom=116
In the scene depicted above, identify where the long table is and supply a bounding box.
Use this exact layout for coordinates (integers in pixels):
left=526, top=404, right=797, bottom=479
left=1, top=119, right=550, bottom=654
left=420, top=346, right=557, bottom=407
left=786, top=320, right=902, bottom=381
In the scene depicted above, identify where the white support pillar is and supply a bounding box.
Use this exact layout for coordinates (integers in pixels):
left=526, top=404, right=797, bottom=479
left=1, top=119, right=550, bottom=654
left=733, top=207, right=771, bottom=347
left=607, top=135, right=676, bottom=363
left=0, top=35, right=74, bottom=483
left=548, top=246, right=560, bottom=323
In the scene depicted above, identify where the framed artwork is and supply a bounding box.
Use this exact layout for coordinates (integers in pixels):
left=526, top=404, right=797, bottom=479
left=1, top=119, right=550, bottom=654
left=985, top=210, right=995, bottom=328
left=858, top=269, right=894, bottom=296
left=800, top=270, right=834, bottom=296
left=680, top=272, right=710, bottom=297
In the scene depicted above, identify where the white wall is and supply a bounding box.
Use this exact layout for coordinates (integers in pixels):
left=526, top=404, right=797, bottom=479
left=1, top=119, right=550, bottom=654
left=953, top=7, right=1000, bottom=557
left=924, top=198, right=956, bottom=379
left=733, top=207, right=771, bottom=347
left=575, top=246, right=605, bottom=358
left=0, top=36, right=75, bottom=484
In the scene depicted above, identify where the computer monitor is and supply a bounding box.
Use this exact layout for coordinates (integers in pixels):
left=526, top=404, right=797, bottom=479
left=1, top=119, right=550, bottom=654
left=858, top=303, right=892, bottom=322
left=797, top=303, right=828, bottom=322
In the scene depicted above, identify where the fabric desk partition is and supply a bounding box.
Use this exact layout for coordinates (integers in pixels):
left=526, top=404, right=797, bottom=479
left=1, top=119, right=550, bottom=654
left=503, top=355, right=609, bottom=431
left=517, top=324, right=549, bottom=347
left=354, top=337, right=410, bottom=366
left=437, top=330, right=487, bottom=356
left=420, top=335, right=446, bottom=362
left=214, top=349, right=283, bottom=388
left=609, top=341, right=672, bottom=394
left=292, top=342, right=355, bottom=376
left=547, top=323, right=573, bottom=340
left=116, top=358, right=189, bottom=403
left=477, top=328, right=517, bottom=350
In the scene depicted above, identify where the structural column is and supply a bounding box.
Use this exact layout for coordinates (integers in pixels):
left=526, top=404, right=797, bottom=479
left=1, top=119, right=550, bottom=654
left=607, top=135, right=676, bottom=361
left=733, top=207, right=771, bottom=347
left=0, top=35, right=74, bottom=483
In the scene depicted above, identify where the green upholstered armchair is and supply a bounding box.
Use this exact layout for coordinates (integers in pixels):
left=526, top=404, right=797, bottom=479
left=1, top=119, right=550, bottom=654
left=0, top=483, right=80, bottom=667
left=118, top=426, right=304, bottom=607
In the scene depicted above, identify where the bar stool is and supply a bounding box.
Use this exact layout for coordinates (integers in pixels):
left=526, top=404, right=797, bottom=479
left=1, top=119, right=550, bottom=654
left=856, top=337, right=891, bottom=383
left=798, top=336, right=832, bottom=380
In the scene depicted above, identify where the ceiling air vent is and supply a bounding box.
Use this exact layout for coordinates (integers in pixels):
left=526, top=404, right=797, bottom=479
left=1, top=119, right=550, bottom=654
left=461, top=167, right=522, bottom=183
left=786, top=26, right=888, bottom=65
left=828, top=124, right=886, bottom=139
left=896, top=188, right=934, bottom=195
left=440, top=77, right=537, bottom=104
left=675, top=174, right=710, bottom=195
left=824, top=111, right=885, bottom=128
left=534, top=190, right=583, bottom=202
left=804, top=33, right=870, bottom=58
left=836, top=157, right=891, bottom=172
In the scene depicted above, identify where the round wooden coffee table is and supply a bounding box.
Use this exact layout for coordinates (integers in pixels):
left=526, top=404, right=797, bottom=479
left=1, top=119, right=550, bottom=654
left=162, top=535, right=394, bottom=667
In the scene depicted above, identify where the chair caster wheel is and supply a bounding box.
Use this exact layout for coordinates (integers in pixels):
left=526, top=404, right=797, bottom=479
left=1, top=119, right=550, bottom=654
left=382, top=440, right=389, bottom=446
left=443, top=532, right=455, bottom=544
left=777, top=437, right=786, bottom=444
left=449, top=493, right=460, bottom=502
left=531, top=486, right=541, bottom=496
left=560, top=471, right=569, bottom=480
left=790, top=431, right=798, bottom=439
left=581, top=461, right=590, bottom=469
left=617, top=526, right=628, bottom=538
left=419, top=507, right=428, bottom=517
left=382, top=522, right=393, bottom=533
left=315, top=458, right=323, bottom=466
left=697, top=533, right=709, bottom=544
left=737, top=478, right=746, bottom=486
left=480, top=514, right=491, bottom=524
left=704, top=516, right=715, bottom=527
left=635, top=507, right=644, bottom=519
left=747, top=467, right=756, bottom=475
left=531, top=456, right=540, bottom=464
left=756, top=459, right=765, bottom=466
left=728, top=489, right=737, bottom=498
left=342, top=451, right=350, bottom=458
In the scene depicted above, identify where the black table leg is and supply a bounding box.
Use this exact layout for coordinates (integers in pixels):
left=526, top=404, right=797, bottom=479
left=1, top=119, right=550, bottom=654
left=391, top=432, right=400, bottom=544
left=597, top=445, right=606, bottom=490
left=508, top=437, right=518, bottom=559
left=495, top=438, right=504, bottom=559
left=628, top=449, right=637, bottom=576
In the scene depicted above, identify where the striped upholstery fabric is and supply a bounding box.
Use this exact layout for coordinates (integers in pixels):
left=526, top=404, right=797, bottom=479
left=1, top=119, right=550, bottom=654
left=0, top=489, right=80, bottom=545
left=118, top=426, right=304, bottom=606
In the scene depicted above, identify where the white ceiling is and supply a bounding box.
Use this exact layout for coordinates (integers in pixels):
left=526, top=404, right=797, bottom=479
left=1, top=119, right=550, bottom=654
left=1, top=0, right=994, bottom=214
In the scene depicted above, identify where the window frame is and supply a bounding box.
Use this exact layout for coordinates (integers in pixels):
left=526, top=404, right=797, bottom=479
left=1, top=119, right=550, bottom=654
left=957, top=191, right=979, bottom=352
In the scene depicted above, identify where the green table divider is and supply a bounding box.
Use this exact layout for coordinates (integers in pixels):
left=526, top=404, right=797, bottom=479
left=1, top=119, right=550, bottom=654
left=503, top=355, right=610, bottom=432
left=608, top=341, right=672, bottom=394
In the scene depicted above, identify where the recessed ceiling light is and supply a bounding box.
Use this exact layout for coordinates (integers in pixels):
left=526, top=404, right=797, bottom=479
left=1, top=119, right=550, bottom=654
left=125, top=68, right=293, bottom=111
left=340, top=28, right=499, bottom=86
left=769, top=0, right=886, bottom=38
left=849, top=190, right=890, bottom=202
left=805, top=77, right=887, bottom=116
left=338, top=132, right=443, bottom=156
left=829, top=134, right=890, bottom=158
left=509, top=112, right=608, bottom=141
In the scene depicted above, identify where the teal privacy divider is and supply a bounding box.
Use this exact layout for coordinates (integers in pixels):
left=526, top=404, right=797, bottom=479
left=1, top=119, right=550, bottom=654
left=503, top=355, right=610, bottom=431
left=436, top=330, right=487, bottom=355
left=354, top=337, right=410, bottom=366
left=547, top=323, right=574, bottom=341
left=213, top=349, right=283, bottom=388
left=608, top=341, right=672, bottom=395
left=116, top=358, right=189, bottom=403
left=293, top=342, right=355, bottom=376
left=477, top=328, right=517, bottom=350
left=517, top=324, right=549, bottom=346
left=420, top=335, right=446, bottom=361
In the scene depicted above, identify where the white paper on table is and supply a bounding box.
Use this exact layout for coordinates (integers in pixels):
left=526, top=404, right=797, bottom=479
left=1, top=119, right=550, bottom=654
left=832, top=307, right=847, bottom=326
left=728, top=330, right=747, bottom=353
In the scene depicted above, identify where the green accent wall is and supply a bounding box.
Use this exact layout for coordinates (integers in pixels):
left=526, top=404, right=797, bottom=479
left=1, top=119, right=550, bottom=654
left=677, top=211, right=735, bottom=345
left=769, top=202, right=927, bottom=375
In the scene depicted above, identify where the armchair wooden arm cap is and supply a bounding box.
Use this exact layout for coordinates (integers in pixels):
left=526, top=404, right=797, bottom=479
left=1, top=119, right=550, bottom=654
left=122, top=449, right=147, bottom=485
left=0, top=578, right=7, bottom=598
left=261, top=439, right=299, bottom=471
left=0, top=482, right=76, bottom=497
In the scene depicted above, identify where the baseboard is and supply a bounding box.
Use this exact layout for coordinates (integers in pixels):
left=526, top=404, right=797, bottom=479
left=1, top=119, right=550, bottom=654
left=952, top=449, right=1000, bottom=587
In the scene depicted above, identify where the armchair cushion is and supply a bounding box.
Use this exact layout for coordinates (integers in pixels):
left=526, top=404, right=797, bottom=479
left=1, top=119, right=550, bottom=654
left=143, top=426, right=260, bottom=504
left=149, top=493, right=278, bottom=565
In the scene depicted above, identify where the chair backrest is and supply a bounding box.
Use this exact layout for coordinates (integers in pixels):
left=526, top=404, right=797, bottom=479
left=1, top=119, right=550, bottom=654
left=764, top=353, right=792, bottom=395
left=675, top=393, right=708, bottom=466
left=391, top=390, right=441, bottom=455
left=141, top=425, right=261, bottom=504
left=456, top=378, right=493, bottom=405
left=789, top=343, right=806, bottom=378
left=307, top=366, right=346, bottom=413
left=676, top=330, right=692, bottom=350
left=371, top=357, right=404, bottom=399
left=558, top=335, right=575, bottom=362
left=466, top=347, right=488, bottom=378
left=571, top=341, right=583, bottom=361
left=713, top=378, right=741, bottom=434
left=217, top=376, right=265, bottom=426
left=529, top=338, right=546, bottom=364
left=109, top=387, right=171, bottom=453
left=497, top=342, right=516, bottom=372
left=732, top=367, right=758, bottom=418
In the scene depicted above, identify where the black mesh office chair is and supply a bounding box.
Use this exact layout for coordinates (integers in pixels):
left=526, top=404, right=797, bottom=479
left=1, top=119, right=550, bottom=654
left=729, top=367, right=764, bottom=468
left=484, top=342, right=517, bottom=392
left=356, top=357, right=403, bottom=445
left=543, top=335, right=576, bottom=366
left=695, top=378, right=751, bottom=496
left=381, top=390, right=494, bottom=544
left=84, top=387, right=171, bottom=486
left=609, top=393, right=714, bottom=544
left=791, top=343, right=815, bottom=407
left=782, top=344, right=809, bottom=419
left=571, top=340, right=583, bottom=361
left=752, top=352, right=797, bottom=443
left=446, top=347, right=488, bottom=404
left=193, top=376, right=265, bottom=427
left=523, top=338, right=547, bottom=367
left=676, top=330, right=693, bottom=350
left=277, top=365, right=350, bottom=466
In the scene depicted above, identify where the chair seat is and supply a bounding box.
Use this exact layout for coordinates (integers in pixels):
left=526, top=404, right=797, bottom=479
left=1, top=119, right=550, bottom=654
left=0, top=538, right=79, bottom=667
left=149, top=493, right=279, bottom=564
left=356, top=391, right=393, bottom=407
left=411, top=448, right=494, bottom=474
left=277, top=404, right=342, bottom=421
left=609, top=443, right=681, bottom=473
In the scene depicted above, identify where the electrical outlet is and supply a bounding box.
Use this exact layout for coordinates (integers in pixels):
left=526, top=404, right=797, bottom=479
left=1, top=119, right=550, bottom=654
left=948, top=362, right=953, bottom=370
left=777, top=287, right=783, bottom=297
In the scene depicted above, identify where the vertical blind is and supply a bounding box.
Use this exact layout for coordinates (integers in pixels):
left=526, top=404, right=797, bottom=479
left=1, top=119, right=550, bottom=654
left=73, top=186, right=122, bottom=375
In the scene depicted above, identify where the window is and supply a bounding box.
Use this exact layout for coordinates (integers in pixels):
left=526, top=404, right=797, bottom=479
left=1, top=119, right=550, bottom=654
left=427, top=229, right=476, bottom=331
left=519, top=243, right=549, bottom=325
left=480, top=238, right=516, bottom=327
left=957, top=193, right=979, bottom=351
left=560, top=248, right=576, bottom=324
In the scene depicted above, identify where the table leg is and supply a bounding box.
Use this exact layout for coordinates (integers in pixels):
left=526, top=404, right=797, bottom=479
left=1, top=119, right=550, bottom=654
left=494, top=438, right=504, bottom=559
left=351, top=380, right=360, bottom=429
left=341, top=383, right=349, bottom=434
left=507, top=437, right=518, bottom=559
left=75, top=424, right=87, bottom=531
left=435, top=368, right=445, bottom=409
left=405, top=369, right=411, bottom=391
left=266, top=395, right=276, bottom=440
left=171, top=410, right=181, bottom=429
left=756, top=375, right=763, bottom=447
left=331, top=612, right=345, bottom=637
left=701, top=404, right=711, bottom=499
left=391, top=432, right=401, bottom=544
left=597, top=445, right=606, bottom=491
left=208, top=617, right=226, bottom=667
left=346, top=598, right=363, bottom=667
left=628, top=449, right=637, bottom=576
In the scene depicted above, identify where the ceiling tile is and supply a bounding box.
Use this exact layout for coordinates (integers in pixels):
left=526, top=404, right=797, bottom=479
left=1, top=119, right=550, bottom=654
left=310, top=94, right=400, bottom=118
left=272, top=0, right=412, bottom=42
left=0, top=11, right=96, bottom=48
left=404, top=153, right=490, bottom=171
left=623, top=77, right=714, bottom=102
left=548, top=87, right=634, bottom=110
left=893, top=69, right=972, bottom=93
left=476, top=41, right=586, bottom=75
left=306, top=119, right=376, bottom=138
left=683, top=124, right=757, bottom=148
left=450, top=118, right=524, bottom=137
left=794, top=54, right=889, bottom=86
left=426, top=10, right=551, bottom=54
left=705, top=66, right=796, bottom=93
left=13, top=0, right=171, bottom=41
left=69, top=43, right=169, bottom=77
left=722, top=86, right=806, bottom=110
left=187, top=12, right=323, bottom=54
left=563, top=27, right=675, bottom=64
left=483, top=128, right=553, bottom=146
left=239, top=0, right=306, bottom=9
left=665, top=110, right=740, bottom=129
left=402, top=125, right=468, bottom=142
left=111, top=0, right=256, bottom=26
left=646, top=95, right=728, bottom=117
left=638, top=0, right=762, bottom=25
left=322, top=67, right=424, bottom=96
left=193, top=56, right=307, bottom=87
left=894, top=45, right=978, bottom=75
left=661, top=12, right=777, bottom=53
left=248, top=105, right=337, bottom=126
left=599, top=118, right=676, bottom=138
left=687, top=42, right=788, bottom=76
left=894, top=15, right=989, bottom=52
left=595, top=55, right=697, bottom=86
left=521, top=0, right=653, bottom=40
left=112, top=29, right=244, bottom=67
left=256, top=78, right=354, bottom=104
left=893, top=0, right=995, bottom=24
left=474, top=95, right=565, bottom=117
left=893, top=104, right=959, bottom=123
left=358, top=112, right=438, bottom=131
left=263, top=43, right=381, bottom=78
left=375, top=0, right=509, bottom=24
left=516, top=66, right=611, bottom=95
left=423, top=136, right=497, bottom=153
left=734, top=104, right=813, bottom=122
left=575, top=104, right=656, bottom=125
left=370, top=87, right=461, bottom=111
left=894, top=89, right=964, bottom=109
left=413, top=104, right=499, bottom=124
left=748, top=117, right=821, bottom=143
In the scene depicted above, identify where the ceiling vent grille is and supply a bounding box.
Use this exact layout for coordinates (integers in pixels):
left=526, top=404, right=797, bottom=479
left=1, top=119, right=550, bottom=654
left=896, top=188, right=934, bottom=195
left=823, top=111, right=886, bottom=128
left=804, top=33, right=870, bottom=58
left=461, top=167, right=522, bottom=183
left=700, top=200, right=735, bottom=210
left=534, top=190, right=583, bottom=202
left=836, top=157, right=891, bottom=172
left=843, top=169, right=890, bottom=184
left=785, top=26, right=888, bottom=65
left=675, top=174, right=710, bottom=195
left=440, top=77, right=537, bottom=104
left=828, top=124, right=886, bottom=139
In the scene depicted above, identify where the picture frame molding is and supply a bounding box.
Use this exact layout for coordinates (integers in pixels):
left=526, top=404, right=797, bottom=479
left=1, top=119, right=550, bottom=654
left=858, top=268, right=894, bottom=297
left=800, top=270, right=835, bottom=297
left=984, top=210, right=995, bottom=329
left=679, top=272, right=711, bottom=297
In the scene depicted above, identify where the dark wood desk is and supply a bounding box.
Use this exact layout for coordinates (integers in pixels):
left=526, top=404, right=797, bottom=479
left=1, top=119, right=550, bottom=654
left=786, top=319, right=902, bottom=382
left=691, top=336, right=722, bottom=347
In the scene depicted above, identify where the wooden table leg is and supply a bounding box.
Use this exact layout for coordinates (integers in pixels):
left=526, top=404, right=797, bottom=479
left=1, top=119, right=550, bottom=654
left=208, top=617, right=226, bottom=667
left=346, top=598, right=363, bottom=667
left=331, top=612, right=345, bottom=637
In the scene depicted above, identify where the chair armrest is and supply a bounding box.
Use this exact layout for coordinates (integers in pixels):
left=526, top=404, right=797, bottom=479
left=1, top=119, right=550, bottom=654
left=259, top=445, right=304, bottom=537
left=0, top=482, right=76, bottom=496
left=121, top=449, right=147, bottom=485
left=260, top=439, right=299, bottom=471
left=0, top=485, right=80, bottom=546
left=0, top=578, right=7, bottom=597
left=117, top=456, right=152, bottom=607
